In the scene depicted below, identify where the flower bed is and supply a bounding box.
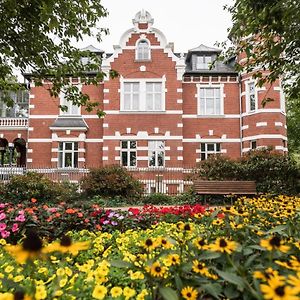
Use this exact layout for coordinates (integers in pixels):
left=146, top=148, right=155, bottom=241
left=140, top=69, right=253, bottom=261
left=0, top=195, right=300, bottom=299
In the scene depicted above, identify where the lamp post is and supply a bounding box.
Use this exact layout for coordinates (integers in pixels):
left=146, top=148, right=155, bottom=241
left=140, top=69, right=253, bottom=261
left=8, top=143, right=14, bottom=167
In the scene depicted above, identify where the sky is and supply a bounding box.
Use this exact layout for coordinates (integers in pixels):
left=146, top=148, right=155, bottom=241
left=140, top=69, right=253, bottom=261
left=76, top=0, right=234, bottom=53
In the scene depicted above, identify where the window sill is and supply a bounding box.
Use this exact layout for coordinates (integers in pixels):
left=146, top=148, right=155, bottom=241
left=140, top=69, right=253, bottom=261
left=120, top=110, right=166, bottom=114
left=134, top=59, right=152, bottom=63
left=197, top=114, right=225, bottom=118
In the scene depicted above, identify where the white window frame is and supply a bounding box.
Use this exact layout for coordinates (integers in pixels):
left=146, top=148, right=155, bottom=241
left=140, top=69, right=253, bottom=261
left=120, top=141, right=137, bottom=167
left=148, top=141, right=165, bottom=167
left=58, top=142, right=79, bottom=168
left=279, top=85, right=286, bottom=113
left=59, top=85, right=82, bottom=116
left=200, top=143, right=221, bottom=160
left=120, top=77, right=166, bottom=112
left=196, top=56, right=212, bottom=70
left=246, top=80, right=257, bottom=112
left=197, top=84, right=224, bottom=116
left=135, top=39, right=151, bottom=61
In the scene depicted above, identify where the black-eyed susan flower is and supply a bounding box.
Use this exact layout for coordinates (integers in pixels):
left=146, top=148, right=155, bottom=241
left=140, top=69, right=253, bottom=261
left=4, top=230, right=43, bottom=264
left=260, top=276, right=299, bottom=300
left=192, top=260, right=209, bottom=275
left=110, top=286, right=123, bottom=298
left=181, top=286, right=198, bottom=300
left=157, top=237, right=173, bottom=249
left=3, top=291, right=32, bottom=300
left=149, top=261, right=167, bottom=278
left=253, top=268, right=285, bottom=282
left=260, top=236, right=290, bottom=253
left=44, top=235, right=89, bottom=256
left=193, top=237, right=208, bottom=250
left=212, top=219, right=224, bottom=226
left=288, top=272, right=300, bottom=293
left=209, top=238, right=238, bottom=254
left=164, top=253, right=180, bottom=266
left=92, top=285, right=107, bottom=300
left=141, top=238, right=158, bottom=252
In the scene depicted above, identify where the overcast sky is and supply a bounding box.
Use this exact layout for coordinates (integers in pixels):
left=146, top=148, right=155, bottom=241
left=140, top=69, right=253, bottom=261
left=76, top=0, right=234, bottom=53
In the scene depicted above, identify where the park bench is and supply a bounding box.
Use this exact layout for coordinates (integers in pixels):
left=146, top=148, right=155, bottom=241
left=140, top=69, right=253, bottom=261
left=193, top=180, right=257, bottom=204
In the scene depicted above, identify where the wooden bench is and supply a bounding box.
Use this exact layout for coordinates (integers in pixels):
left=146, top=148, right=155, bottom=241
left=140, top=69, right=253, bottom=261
left=193, top=180, right=257, bottom=204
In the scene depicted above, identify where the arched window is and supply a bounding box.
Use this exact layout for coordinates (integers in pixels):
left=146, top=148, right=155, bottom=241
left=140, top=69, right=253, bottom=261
left=136, top=40, right=150, bottom=60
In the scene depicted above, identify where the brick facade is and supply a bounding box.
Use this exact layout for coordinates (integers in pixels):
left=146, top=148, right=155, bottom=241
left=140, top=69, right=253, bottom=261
left=0, top=10, right=287, bottom=192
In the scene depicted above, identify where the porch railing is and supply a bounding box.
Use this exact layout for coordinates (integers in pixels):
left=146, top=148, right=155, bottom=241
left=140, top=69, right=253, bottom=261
left=0, top=118, right=28, bottom=127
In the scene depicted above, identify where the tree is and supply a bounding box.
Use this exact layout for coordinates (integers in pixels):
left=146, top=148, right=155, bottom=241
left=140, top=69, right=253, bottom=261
left=224, top=0, right=300, bottom=98
left=286, top=96, right=300, bottom=155
left=0, top=0, right=115, bottom=116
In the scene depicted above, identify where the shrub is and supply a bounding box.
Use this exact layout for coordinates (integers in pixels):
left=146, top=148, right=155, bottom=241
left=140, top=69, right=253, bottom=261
left=195, top=148, right=300, bottom=195
left=142, top=193, right=173, bottom=205
left=80, top=165, right=143, bottom=200
left=4, top=172, right=69, bottom=203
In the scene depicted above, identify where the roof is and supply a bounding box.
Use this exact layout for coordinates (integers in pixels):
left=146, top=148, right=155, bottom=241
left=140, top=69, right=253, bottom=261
left=80, top=45, right=104, bottom=54
left=188, top=44, right=221, bottom=53
left=50, top=117, right=88, bottom=130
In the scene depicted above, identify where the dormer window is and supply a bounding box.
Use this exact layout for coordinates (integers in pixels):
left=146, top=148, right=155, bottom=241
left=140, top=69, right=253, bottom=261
left=196, top=56, right=212, bottom=70
left=136, top=40, right=150, bottom=60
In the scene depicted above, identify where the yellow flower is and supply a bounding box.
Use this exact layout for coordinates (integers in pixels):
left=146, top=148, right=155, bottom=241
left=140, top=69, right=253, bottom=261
left=157, top=237, right=173, bottom=249
left=164, top=254, right=180, bottom=267
left=123, top=287, right=136, bottom=299
left=13, top=275, right=24, bottom=283
left=141, top=238, right=158, bottom=252
left=56, top=268, right=65, bottom=276
left=136, top=289, right=149, bottom=300
left=92, top=285, right=107, bottom=300
left=181, top=286, right=198, bottom=300
left=193, top=237, right=209, bottom=250
left=59, top=276, right=68, bottom=288
left=44, top=235, right=89, bottom=256
left=260, top=236, right=290, bottom=253
left=192, top=260, right=209, bottom=275
left=209, top=238, right=238, bottom=254
left=0, top=293, right=14, bottom=300
left=260, top=276, right=299, bottom=300
left=110, top=287, right=122, bottom=298
left=4, top=266, right=14, bottom=273
left=212, top=219, right=224, bottom=226
left=35, top=285, right=47, bottom=300
left=288, top=272, right=300, bottom=293
left=149, top=261, right=167, bottom=278
left=4, top=231, right=43, bottom=264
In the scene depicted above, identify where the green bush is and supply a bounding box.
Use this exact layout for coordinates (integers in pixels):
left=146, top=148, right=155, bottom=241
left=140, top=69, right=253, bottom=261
left=3, top=172, right=72, bottom=203
left=142, top=193, right=173, bottom=205
left=195, top=148, right=300, bottom=195
left=80, top=165, right=143, bottom=200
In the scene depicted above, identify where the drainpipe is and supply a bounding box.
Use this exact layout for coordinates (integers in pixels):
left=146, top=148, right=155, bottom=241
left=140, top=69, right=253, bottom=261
left=238, top=74, right=243, bottom=157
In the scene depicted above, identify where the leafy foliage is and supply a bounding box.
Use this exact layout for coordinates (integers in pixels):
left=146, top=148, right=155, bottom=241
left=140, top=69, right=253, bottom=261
left=286, top=96, right=300, bottom=154
left=224, top=0, right=300, bottom=98
left=80, top=165, right=143, bottom=200
left=2, top=172, right=78, bottom=203
left=194, top=149, right=299, bottom=194
left=0, top=0, right=113, bottom=116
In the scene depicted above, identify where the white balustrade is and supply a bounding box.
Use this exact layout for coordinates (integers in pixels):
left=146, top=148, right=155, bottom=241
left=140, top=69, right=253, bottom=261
left=0, top=118, right=28, bottom=127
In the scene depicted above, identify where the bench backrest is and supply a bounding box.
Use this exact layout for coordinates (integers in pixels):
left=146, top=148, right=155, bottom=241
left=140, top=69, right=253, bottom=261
left=194, top=180, right=257, bottom=195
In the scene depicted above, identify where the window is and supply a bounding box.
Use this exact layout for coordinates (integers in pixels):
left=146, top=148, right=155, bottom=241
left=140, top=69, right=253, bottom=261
left=0, top=91, right=29, bottom=118
left=247, top=82, right=257, bottom=112
left=60, top=90, right=80, bottom=115
left=121, top=80, right=165, bottom=112
left=198, top=86, right=222, bottom=115
left=121, top=141, right=137, bottom=167
left=196, top=56, right=212, bottom=70
left=200, top=143, right=221, bottom=160
left=58, top=142, right=78, bottom=168
left=146, top=83, right=162, bottom=110
left=123, top=83, right=139, bottom=111
left=136, top=40, right=150, bottom=60
left=250, top=140, right=257, bottom=150
left=148, top=141, right=165, bottom=167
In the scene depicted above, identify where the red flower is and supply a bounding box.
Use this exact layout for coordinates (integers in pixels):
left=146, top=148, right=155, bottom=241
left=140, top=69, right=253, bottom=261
left=77, top=212, right=83, bottom=218
left=128, top=208, right=140, bottom=215
left=31, top=198, right=37, bottom=203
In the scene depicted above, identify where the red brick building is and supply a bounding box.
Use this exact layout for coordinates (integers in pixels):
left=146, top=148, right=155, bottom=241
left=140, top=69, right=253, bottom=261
left=0, top=10, right=287, bottom=191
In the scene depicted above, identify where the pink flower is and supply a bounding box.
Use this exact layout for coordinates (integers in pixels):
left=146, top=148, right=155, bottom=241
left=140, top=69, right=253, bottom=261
left=18, top=210, right=25, bottom=215
left=12, top=223, right=19, bottom=232
left=1, top=230, right=10, bottom=238
left=0, top=223, right=6, bottom=231
left=0, top=213, right=6, bottom=221
left=15, top=214, right=25, bottom=222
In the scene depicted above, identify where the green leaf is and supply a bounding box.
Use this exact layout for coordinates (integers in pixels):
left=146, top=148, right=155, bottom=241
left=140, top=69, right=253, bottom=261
left=215, top=270, right=245, bottom=290
left=174, top=274, right=183, bottom=290
left=109, top=260, right=132, bottom=268
left=159, top=287, right=179, bottom=300
left=267, top=225, right=288, bottom=234
left=198, top=251, right=222, bottom=260
left=202, top=283, right=222, bottom=299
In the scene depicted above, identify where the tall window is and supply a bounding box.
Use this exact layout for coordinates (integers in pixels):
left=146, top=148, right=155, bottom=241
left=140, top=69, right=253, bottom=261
left=148, top=141, right=165, bottom=167
left=200, top=143, right=221, bottom=160
left=250, top=140, right=257, bottom=150
left=58, top=142, right=78, bottom=168
left=146, top=83, right=162, bottom=111
left=121, top=141, right=137, bottom=167
left=136, top=40, right=150, bottom=60
left=122, top=80, right=165, bottom=112
left=247, top=82, right=257, bottom=112
left=0, top=91, right=29, bottom=118
left=60, top=90, right=80, bottom=115
left=196, top=56, right=212, bottom=70
left=198, top=87, right=222, bottom=115
left=123, top=83, right=140, bottom=110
